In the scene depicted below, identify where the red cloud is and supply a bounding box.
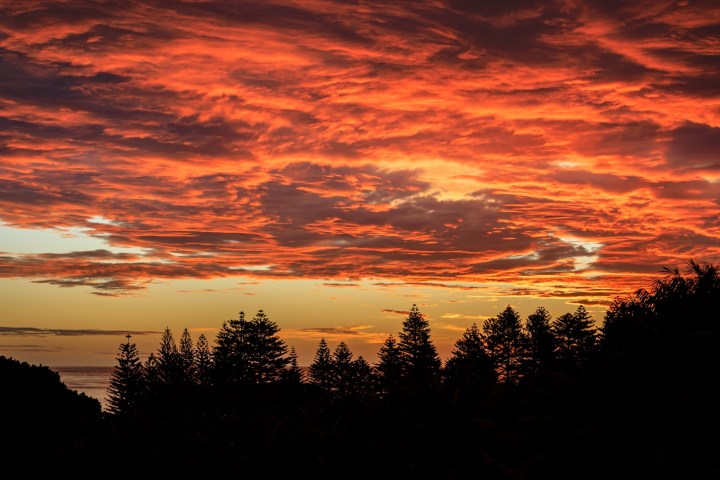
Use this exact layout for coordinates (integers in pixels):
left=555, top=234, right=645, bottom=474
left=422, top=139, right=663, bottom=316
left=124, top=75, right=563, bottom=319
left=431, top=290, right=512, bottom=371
left=0, top=0, right=718, bottom=301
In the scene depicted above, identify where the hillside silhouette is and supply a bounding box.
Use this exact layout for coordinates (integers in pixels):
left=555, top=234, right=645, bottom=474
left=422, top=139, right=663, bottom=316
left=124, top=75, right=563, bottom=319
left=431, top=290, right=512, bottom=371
left=0, top=356, right=103, bottom=476
left=1, top=260, right=719, bottom=479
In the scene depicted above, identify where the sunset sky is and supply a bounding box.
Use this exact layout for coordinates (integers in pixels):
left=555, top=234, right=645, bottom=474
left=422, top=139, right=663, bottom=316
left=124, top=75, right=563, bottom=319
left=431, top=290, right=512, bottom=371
left=1, top=0, right=718, bottom=366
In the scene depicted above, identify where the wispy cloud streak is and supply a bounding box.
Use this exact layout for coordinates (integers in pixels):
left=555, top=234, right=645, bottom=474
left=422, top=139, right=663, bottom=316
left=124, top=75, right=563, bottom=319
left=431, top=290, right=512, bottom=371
left=0, top=326, right=161, bottom=337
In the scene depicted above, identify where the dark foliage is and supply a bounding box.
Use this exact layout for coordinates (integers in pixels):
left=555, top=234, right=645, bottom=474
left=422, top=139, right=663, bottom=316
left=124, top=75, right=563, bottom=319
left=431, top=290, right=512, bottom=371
left=107, top=335, right=144, bottom=414
left=0, top=355, right=103, bottom=477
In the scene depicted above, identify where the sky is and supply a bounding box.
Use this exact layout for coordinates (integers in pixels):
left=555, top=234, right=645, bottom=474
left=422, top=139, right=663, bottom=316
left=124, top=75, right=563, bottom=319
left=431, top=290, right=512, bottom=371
left=0, top=0, right=718, bottom=367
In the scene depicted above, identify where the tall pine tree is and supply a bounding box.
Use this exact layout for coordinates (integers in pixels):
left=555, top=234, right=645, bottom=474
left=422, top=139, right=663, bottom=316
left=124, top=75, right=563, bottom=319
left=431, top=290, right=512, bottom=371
left=398, top=304, right=441, bottom=389
left=194, top=333, right=212, bottom=386
left=376, top=334, right=403, bottom=395
left=526, top=306, right=555, bottom=377
left=552, top=305, right=597, bottom=369
left=213, top=311, right=251, bottom=385
left=179, top=327, right=195, bottom=385
left=331, top=341, right=354, bottom=396
left=143, top=352, right=160, bottom=393
left=107, top=335, right=144, bottom=415
left=444, top=323, right=495, bottom=389
left=157, top=326, right=182, bottom=386
left=282, top=346, right=304, bottom=383
left=483, top=305, right=528, bottom=385
left=309, top=338, right=333, bottom=391
left=247, top=310, right=289, bottom=383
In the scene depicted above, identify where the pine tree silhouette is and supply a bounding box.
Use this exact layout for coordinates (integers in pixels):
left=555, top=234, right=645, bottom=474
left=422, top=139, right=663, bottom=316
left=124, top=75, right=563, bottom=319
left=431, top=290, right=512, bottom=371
left=350, top=356, right=375, bottom=398
left=107, top=334, right=144, bottom=415
left=157, top=326, right=182, bottom=386
left=483, top=305, right=528, bottom=385
left=213, top=311, right=251, bottom=385
left=444, top=323, right=495, bottom=390
left=194, top=333, right=212, bottom=386
left=309, top=338, right=333, bottom=391
left=552, top=305, right=596, bottom=368
left=282, top=346, right=304, bottom=383
left=331, top=341, right=354, bottom=396
left=376, top=334, right=403, bottom=395
left=398, top=304, right=441, bottom=389
left=526, top=306, right=555, bottom=377
left=143, top=352, right=160, bottom=393
left=179, top=327, right=196, bottom=384
left=247, top=310, right=289, bottom=383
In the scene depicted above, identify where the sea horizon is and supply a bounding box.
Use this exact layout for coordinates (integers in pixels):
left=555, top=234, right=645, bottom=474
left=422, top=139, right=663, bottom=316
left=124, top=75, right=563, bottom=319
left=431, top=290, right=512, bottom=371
left=51, top=365, right=114, bottom=412
left=51, top=365, right=314, bottom=412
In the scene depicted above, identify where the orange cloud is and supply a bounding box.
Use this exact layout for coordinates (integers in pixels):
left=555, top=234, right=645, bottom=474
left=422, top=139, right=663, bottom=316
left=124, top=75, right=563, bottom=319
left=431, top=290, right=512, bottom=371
left=0, top=0, right=718, bottom=304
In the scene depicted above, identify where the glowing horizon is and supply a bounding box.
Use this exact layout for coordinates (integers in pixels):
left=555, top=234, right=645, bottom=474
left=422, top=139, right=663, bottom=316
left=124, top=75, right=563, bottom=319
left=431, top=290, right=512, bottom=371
left=0, top=0, right=718, bottom=366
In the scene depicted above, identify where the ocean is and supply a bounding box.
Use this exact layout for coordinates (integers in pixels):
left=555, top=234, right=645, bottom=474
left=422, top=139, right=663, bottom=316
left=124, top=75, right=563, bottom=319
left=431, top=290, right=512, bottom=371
left=52, top=366, right=114, bottom=412
left=50, top=365, right=313, bottom=413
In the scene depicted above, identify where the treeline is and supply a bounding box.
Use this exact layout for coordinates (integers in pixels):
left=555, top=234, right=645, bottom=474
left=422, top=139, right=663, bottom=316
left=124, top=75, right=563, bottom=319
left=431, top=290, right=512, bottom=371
left=98, top=259, right=720, bottom=479
left=5, top=260, right=717, bottom=479
left=108, top=301, right=600, bottom=413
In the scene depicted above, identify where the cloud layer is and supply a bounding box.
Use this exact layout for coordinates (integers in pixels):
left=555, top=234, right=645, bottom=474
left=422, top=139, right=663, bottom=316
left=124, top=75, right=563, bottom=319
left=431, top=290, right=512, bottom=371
left=0, top=0, right=718, bottom=302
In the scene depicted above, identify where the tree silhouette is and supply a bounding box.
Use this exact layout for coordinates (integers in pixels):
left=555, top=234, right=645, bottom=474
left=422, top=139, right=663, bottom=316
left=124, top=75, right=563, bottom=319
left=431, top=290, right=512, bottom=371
left=483, top=305, right=528, bottom=385
left=107, top=335, right=144, bottom=415
left=398, top=304, right=441, bottom=389
left=213, top=311, right=251, bottom=385
left=282, top=345, right=304, bottom=383
left=376, top=334, right=403, bottom=395
left=331, top=341, right=354, bottom=396
left=525, top=306, right=555, bottom=377
left=309, top=338, right=333, bottom=391
left=600, top=260, right=720, bottom=384
left=350, top=356, right=375, bottom=398
left=552, top=305, right=596, bottom=369
left=143, top=352, right=160, bottom=392
left=194, top=333, right=212, bottom=386
left=444, top=323, right=495, bottom=391
left=179, top=327, right=195, bottom=384
left=246, top=310, right=289, bottom=383
left=157, top=326, right=182, bottom=386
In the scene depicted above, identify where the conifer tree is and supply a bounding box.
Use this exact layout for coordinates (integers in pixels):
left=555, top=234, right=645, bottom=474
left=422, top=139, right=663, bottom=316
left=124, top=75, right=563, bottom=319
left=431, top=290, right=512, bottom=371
left=179, top=327, right=195, bottom=384
left=212, top=310, right=289, bottom=384
left=213, top=311, right=251, bottom=385
left=376, top=334, right=403, bottom=394
left=157, top=326, right=182, bottom=386
left=483, top=305, right=528, bottom=385
left=282, top=346, right=304, bottom=383
left=398, top=304, right=441, bottom=388
left=526, top=306, right=555, bottom=376
left=444, top=323, right=495, bottom=387
left=552, top=305, right=597, bottom=368
left=143, top=352, right=160, bottom=393
left=350, top=356, right=375, bottom=398
left=107, top=335, right=144, bottom=415
left=194, top=333, right=212, bottom=386
left=331, top=341, right=354, bottom=396
left=247, top=310, right=289, bottom=383
left=309, top=338, right=333, bottom=391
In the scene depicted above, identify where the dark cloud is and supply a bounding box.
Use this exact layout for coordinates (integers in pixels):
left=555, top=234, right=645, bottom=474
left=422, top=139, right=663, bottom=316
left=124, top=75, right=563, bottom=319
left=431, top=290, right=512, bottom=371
left=552, top=170, right=649, bottom=193
left=0, top=178, right=94, bottom=207
left=568, top=298, right=612, bottom=306
left=0, top=326, right=160, bottom=337
left=666, top=122, right=720, bottom=170
left=288, top=327, right=366, bottom=336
